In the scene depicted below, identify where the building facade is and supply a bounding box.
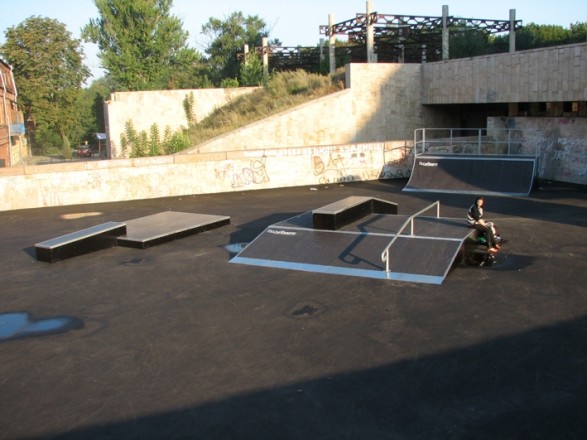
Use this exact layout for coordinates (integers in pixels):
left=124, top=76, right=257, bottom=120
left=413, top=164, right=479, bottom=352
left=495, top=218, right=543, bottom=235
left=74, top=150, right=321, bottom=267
left=0, top=58, right=28, bottom=167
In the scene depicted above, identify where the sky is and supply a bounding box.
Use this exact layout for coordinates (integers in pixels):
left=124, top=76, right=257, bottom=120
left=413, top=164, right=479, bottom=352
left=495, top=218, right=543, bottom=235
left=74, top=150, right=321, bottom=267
left=1, top=0, right=585, bottom=81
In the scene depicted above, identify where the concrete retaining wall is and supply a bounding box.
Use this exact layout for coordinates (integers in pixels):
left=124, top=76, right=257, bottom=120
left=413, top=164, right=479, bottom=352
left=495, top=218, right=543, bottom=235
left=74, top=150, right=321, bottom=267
left=0, top=141, right=412, bottom=211
left=106, top=63, right=457, bottom=157
left=187, top=63, right=455, bottom=154
left=5, top=63, right=436, bottom=211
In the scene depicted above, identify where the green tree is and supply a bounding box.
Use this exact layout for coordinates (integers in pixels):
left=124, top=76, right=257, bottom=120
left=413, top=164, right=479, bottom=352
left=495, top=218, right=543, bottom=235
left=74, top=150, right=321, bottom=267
left=569, top=22, right=587, bottom=43
left=78, top=77, right=113, bottom=147
left=240, top=51, right=266, bottom=86
left=166, top=47, right=212, bottom=89
left=0, top=16, right=90, bottom=153
left=201, top=12, right=269, bottom=85
left=491, top=22, right=587, bottom=51
left=450, top=24, right=492, bottom=59
left=516, top=23, right=571, bottom=50
left=82, top=0, right=206, bottom=91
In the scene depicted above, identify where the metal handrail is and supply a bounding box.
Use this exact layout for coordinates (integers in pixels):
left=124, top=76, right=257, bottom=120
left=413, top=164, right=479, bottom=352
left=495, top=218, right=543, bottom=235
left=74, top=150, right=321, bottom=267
left=413, top=128, right=540, bottom=158
left=381, top=201, right=440, bottom=273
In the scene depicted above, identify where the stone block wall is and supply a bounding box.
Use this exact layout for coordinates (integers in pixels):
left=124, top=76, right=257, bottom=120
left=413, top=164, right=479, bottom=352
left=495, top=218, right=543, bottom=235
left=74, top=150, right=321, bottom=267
left=422, top=43, right=587, bottom=104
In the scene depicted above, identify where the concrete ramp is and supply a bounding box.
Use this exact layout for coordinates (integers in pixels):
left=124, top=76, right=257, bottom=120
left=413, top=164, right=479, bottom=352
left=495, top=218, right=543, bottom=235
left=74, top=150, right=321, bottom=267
left=404, top=155, right=536, bottom=196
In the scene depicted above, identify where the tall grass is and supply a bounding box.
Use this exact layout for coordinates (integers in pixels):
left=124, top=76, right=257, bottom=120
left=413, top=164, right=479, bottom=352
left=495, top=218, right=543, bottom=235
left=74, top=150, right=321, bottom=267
left=186, top=70, right=345, bottom=147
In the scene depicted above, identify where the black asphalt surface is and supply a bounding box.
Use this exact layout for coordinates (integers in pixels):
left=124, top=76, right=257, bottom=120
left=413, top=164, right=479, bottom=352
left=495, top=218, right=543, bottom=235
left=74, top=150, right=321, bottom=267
left=1, top=179, right=586, bottom=440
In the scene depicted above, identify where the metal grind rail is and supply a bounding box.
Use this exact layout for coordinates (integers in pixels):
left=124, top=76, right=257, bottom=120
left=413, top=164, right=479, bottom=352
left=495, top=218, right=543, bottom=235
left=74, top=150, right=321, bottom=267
left=381, top=201, right=440, bottom=273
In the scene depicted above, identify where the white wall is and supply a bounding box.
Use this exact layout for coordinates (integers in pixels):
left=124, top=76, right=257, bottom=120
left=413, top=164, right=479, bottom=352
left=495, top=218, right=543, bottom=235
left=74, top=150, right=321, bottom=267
left=105, top=87, right=258, bottom=158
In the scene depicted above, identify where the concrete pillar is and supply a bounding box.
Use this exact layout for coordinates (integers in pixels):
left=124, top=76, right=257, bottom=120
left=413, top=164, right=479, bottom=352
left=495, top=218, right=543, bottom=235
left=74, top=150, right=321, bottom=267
left=509, top=9, right=516, bottom=53
left=243, top=44, right=249, bottom=63
left=329, top=14, right=336, bottom=74
left=442, top=5, right=449, bottom=60
left=366, top=0, right=375, bottom=63
left=319, top=38, right=325, bottom=66
left=262, top=37, right=269, bottom=81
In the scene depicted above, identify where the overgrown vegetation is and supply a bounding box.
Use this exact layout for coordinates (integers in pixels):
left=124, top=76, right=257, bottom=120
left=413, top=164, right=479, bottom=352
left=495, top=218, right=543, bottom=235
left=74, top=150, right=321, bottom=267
left=186, top=69, right=344, bottom=148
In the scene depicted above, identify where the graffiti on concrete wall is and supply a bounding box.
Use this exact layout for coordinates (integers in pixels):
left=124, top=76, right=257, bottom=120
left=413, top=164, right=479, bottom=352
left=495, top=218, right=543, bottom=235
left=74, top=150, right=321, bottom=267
left=220, top=141, right=412, bottom=188
left=381, top=145, right=412, bottom=179
left=214, top=157, right=270, bottom=189
left=540, top=135, right=587, bottom=179
left=489, top=117, right=587, bottom=185
left=310, top=143, right=386, bottom=184
left=312, top=150, right=363, bottom=183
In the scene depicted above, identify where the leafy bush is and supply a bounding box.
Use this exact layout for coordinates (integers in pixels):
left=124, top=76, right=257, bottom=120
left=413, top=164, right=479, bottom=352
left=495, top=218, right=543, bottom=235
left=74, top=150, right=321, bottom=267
left=121, top=121, right=191, bottom=157
left=220, top=78, right=239, bottom=88
left=164, top=130, right=190, bottom=154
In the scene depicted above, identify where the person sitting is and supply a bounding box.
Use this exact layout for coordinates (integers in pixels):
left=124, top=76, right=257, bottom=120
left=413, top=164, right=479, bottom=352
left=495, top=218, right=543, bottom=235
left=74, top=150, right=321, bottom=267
left=467, top=196, right=501, bottom=253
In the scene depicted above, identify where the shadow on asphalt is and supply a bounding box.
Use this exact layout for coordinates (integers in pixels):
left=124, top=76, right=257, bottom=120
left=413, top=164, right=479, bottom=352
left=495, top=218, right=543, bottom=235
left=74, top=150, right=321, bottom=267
left=39, top=315, right=587, bottom=439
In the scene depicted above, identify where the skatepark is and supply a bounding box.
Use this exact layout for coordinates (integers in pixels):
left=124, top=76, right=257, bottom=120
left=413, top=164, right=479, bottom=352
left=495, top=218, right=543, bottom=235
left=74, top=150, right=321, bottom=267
left=1, top=1, right=587, bottom=435
left=1, top=177, right=586, bottom=439
left=1, top=74, right=586, bottom=440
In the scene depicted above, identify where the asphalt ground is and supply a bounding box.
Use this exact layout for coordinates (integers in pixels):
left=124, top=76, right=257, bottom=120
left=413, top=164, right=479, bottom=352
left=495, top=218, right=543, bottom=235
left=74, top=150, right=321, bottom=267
left=1, top=179, right=586, bottom=440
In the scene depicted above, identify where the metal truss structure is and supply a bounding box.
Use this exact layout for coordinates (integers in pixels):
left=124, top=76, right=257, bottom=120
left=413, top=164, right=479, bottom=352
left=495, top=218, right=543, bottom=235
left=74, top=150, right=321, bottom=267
left=238, top=46, right=325, bottom=73
left=321, top=13, right=522, bottom=63
left=239, top=11, right=522, bottom=71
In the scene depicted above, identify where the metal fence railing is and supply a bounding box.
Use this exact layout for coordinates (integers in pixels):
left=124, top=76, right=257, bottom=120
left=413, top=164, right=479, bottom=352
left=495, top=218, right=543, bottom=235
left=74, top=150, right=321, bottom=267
left=413, top=128, right=540, bottom=158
